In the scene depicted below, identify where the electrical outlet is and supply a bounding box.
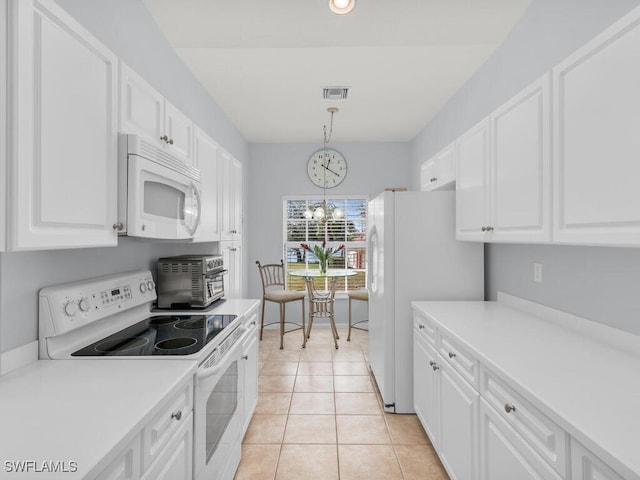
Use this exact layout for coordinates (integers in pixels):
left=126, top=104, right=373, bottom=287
left=533, top=262, right=543, bottom=283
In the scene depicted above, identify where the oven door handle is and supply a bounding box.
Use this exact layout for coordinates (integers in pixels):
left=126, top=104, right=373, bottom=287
left=196, top=327, right=246, bottom=380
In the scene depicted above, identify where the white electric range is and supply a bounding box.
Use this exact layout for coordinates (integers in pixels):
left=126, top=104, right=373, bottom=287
left=38, top=270, right=253, bottom=480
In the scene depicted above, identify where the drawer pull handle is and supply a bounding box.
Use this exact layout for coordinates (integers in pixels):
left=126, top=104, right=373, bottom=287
left=429, top=360, right=436, bottom=367
left=160, top=134, right=169, bottom=142
left=504, top=403, right=516, bottom=414
left=432, top=364, right=440, bottom=371
left=448, top=352, right=456, bottom=358
left=171, top=410, right=182, bottom=421
left=418, top=324, right=425, bottom=329
left=242, top=355, right=249, bottom=360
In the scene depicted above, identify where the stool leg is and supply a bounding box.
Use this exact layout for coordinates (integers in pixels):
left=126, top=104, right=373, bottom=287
left=260, top=298, right=266, bottom=341
left=279, top=302, right=284, bottom=350
left=301, top=299, right=306, bottom=349
left=347, top=297, right=352, bottom=341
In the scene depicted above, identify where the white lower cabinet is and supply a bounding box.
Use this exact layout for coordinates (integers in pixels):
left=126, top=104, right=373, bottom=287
left=140, top=414, right=193, bottom=480
left=95, top=377, right=194, bottom=480
left=413, top=330, right=439, bottom=447
left=242, top=308, right=259, bottom=434
left=480, top=399, right=562, bottom=480
left=571, top=439, right=625, bottom=480
left=438, top=355, right=480, bottom=480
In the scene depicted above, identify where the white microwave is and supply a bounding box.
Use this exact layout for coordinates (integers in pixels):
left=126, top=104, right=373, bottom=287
left=117, top=134, right=202, bottom=239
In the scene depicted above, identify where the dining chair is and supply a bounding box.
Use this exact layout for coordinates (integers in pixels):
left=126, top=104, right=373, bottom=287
left=255, top=260, right=306, bottom=349
left=347, top=289, right=368, bottom=341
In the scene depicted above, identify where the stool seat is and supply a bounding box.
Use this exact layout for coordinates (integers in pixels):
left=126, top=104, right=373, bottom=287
left=347, top=289, right=368, bottom=341
left=348, top=290, right=368, bottom=301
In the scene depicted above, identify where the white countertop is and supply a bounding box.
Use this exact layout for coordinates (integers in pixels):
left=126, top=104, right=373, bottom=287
left=0, top=359, right=196, bottom=479
left=412, top=299, right=640, bottom=480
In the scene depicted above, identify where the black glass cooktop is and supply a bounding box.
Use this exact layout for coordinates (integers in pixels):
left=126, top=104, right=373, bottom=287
left=71, top=314, right=238, bottom=357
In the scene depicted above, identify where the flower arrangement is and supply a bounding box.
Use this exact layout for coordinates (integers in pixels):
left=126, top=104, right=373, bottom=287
left=300, top=240, right=345, bottom=274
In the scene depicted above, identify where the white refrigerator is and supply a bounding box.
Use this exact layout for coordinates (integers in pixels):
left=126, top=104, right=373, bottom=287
left=367, top=190, right=484, bottom=413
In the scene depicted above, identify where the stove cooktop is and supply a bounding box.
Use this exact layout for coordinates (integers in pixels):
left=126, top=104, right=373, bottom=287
left=71, top=314, right=238, bottom=357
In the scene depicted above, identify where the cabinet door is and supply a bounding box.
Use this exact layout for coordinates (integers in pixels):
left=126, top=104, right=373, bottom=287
left=479, top=399, right=563, bottom=480
left=571, top=439, right=625, bottom=480
left=456, top=118, right=491, bottom=241
left=119, top=62, right=164, bottom=144
left=413, top=331, right=439, bottom=447
left=220, top=150, right=242, bottom=241
left=10, top=0, right=118, bottom=250
left=164, top=101, right=194, bottom=166
left=140, top=412, right=193, bottom=480
left=553, top=7, right=640, bottom=245
left=222, top=241, right=242, bottom=298
left=192, top=127, right=221, bottom=242
left=242, top=321, right=259, bottom=434
left=420, top=158, right=437, bottom=191
left=438, top=357, right=480, bottom=480
left=491, top=74, right=551, bottom=243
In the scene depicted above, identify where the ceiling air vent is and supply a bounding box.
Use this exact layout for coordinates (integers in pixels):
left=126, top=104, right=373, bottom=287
left=322, top=87, right=349, bottom=101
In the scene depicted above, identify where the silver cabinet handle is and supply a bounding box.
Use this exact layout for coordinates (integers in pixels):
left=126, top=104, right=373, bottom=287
left=112, top=223, right=124, bottom=231
left=429, top=360, right=436, bottom=367
left=430, top=177, right=437, bottom=182
left=486, top=226, right=494, bottom=231
left=160, top=135, right=168, bottom=142
left=504, top=404, right=516, bottom=414
left=448, top=352, right=456, bottom=358
left=242, top=355, right=249, bottom=360
left=481, top=226, right=487, bottom=232
left=168, top=138, right=174, bottom=145
left=432, top=364, right=440, bottom=371
left=418, top=324, right=425, bottom=329
left=171, top=410, right=182, bottom=421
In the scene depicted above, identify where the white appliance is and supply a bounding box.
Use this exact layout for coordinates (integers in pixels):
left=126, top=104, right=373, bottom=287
left=38, top=271, right=253, bottom=480
left=367, top=190, right=484, bottom=413
left=118, top=134, right=202, bottom=239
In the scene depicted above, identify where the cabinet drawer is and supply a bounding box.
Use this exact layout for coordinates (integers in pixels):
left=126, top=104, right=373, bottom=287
left=413, top=311, right=436, bottom=345
left=480, top=368, right=567, bottom=477
left=439, top=332, right=479, bottom=387
left=142, top=379, right=194, bottom=471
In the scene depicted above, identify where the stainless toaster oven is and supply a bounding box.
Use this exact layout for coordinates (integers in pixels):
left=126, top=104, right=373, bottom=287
left=157, top=255, right=225, bottom=308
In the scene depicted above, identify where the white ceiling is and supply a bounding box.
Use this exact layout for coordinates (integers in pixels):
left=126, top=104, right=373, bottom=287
left=142, top=0, right=533, bottom=143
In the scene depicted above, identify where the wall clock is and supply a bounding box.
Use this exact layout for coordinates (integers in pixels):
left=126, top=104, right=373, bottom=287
left=307, top=148, right=347, bottom=188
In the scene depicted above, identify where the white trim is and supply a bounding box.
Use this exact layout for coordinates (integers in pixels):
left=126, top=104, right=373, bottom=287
left=497, top=292, right=640, bottom=358
left=0, top=341, right=39, bottom=376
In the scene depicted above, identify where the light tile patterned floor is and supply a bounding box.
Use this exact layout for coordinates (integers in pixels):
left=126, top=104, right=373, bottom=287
left=234, top=326, right=450, bottom=480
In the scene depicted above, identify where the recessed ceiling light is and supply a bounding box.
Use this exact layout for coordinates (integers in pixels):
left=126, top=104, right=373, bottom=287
left=329, top=0, right=355, bottom=15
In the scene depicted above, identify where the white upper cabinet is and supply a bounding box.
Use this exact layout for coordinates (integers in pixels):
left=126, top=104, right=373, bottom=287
left=192, top=127, right=221, bottom=242
left=220, top=150, right=242, bottom=241
left=120, top=62, right=194, bottom=166
left=8, top=0, right=118, bottom=250
left=421, top=144, right=455, bottom=192
left=490, top=74, right=551, bottom=243
left=553, top=7, right=640, bottom=246
left=455, top=118, right=491, bottom=241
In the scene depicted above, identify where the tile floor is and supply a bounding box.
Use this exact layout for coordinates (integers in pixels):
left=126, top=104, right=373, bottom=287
left=234, top=325, right=450, bottom=480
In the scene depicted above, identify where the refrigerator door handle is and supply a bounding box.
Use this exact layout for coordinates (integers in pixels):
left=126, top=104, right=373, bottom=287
left=369, top=226, right=378, bottom=294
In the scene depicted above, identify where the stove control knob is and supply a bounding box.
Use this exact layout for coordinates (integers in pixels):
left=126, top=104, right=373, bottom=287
left=78, top=297, right=91, bottom=312
left=146, top=280, right=155, bottom=291
left=139, top=282, right=147, bottom=293
left=64, top=301, right=78, bottom=316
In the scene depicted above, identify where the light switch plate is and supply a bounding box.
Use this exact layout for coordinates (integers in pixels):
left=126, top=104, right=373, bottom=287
left=533, top=262, right=543, bottom=283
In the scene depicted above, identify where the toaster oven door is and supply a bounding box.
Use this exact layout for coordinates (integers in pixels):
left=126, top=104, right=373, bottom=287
left=205, top=270, right=226, bottom=305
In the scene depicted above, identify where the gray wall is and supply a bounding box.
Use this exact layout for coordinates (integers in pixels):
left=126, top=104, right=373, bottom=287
left=411, top=0, right=640, bottom=333
left=0, top=0, right=249, bottom=353
left=247, top=142, right=411, bottom=325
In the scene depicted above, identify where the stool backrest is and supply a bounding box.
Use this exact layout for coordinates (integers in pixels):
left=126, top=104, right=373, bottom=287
left=256, top=260, right=286, bottom=294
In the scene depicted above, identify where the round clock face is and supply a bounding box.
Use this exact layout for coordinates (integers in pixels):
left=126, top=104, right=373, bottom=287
left=307, top=149, right=347, bottom=188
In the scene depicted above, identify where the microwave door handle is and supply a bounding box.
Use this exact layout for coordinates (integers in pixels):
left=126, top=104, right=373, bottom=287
left=185, top=182, right=202, bottom=237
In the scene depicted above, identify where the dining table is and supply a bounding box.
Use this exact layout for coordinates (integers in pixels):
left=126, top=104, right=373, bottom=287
left=288, top=269, right=357, bottom=348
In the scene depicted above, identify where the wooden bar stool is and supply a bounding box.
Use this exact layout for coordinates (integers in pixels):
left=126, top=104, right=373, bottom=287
left=347, top=290, right=368, bottom=341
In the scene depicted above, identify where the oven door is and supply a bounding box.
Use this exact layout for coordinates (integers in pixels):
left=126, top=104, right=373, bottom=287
left=127, top=154, right=202, bottom=239
left=193, top=330, right=245, bottom=480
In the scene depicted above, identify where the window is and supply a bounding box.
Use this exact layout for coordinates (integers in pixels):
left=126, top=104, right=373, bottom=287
left=284, top=196, right=367, bottom=294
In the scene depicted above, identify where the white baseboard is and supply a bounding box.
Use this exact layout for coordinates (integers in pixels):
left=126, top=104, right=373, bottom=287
left=0, top=341, right=39, bottom=376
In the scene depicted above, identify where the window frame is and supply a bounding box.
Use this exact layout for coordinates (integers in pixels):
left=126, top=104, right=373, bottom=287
left=282, top=194, right=368, bottom=296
